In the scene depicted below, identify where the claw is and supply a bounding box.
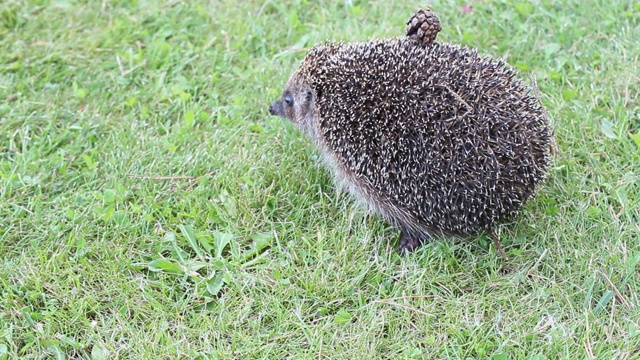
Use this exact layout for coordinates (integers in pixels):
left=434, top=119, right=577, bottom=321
left=398, top=228, right=424, bottom=254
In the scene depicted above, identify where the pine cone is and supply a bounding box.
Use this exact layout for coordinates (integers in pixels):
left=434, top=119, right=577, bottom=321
left=406, top=8, right=441, bottom=47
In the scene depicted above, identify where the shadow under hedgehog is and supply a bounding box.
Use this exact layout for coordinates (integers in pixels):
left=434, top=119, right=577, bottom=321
left=269, top=9, right=553, bottom=255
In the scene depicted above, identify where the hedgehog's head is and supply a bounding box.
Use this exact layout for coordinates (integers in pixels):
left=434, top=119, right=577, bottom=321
left=269, top=70, right=316, bottom=134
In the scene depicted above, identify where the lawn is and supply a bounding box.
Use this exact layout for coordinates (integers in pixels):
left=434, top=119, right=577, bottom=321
left=1, top=0, right=639, bottom=358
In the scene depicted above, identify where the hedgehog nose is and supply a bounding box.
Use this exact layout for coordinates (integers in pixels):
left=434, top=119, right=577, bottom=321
left=269, top=104, right=276, bottom=115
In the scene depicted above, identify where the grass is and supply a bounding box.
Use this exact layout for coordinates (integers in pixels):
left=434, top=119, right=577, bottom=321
left=1, top=0, right=639, bottom=358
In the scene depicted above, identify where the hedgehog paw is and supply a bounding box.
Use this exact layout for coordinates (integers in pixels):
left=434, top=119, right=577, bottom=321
left=398, top=229, right=424, bottom=254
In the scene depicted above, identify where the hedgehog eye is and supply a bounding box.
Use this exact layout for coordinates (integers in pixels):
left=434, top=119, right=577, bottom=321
left=305, top=90, right=313, bottom=102
left=284, top=95, right=294, bottom=106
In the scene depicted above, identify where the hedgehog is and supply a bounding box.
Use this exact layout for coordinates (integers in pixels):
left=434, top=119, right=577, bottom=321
left=269, top=9, right=552, bottom=255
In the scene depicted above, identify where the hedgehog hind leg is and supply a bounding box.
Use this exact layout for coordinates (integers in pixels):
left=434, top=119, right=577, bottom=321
left=398, top=227, right=428, bottom=254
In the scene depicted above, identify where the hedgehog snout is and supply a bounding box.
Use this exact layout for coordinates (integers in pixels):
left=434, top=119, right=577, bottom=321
left=269, top=100, right=284, bottom=118
left=269, top=101, right=278, bottom=115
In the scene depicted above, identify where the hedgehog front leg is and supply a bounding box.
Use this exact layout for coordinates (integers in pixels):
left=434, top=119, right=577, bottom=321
left=398, top=227, right=426, bottom=254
